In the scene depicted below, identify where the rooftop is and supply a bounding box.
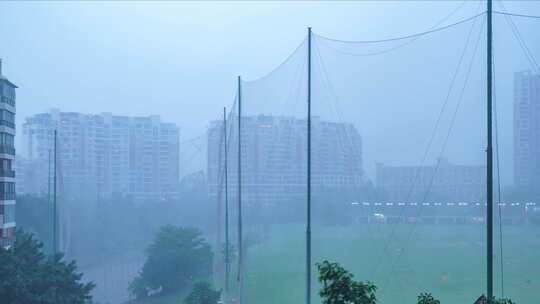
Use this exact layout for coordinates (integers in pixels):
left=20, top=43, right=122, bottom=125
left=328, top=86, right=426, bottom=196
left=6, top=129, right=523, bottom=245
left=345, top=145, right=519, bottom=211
left=0, top=59, right=17, bottom=88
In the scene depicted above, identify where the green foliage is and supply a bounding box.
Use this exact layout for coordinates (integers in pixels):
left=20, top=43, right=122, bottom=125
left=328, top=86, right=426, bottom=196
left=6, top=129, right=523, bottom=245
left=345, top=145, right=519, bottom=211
left=488, top=298, right=516, bottom=304
left=130, top=225, right=213, bottom=299
left=0, top=230, right=95, bottom=304
left=418, top=293, right=440, bottom=304
left=317, top=260, right=377, bottom=304
left=183, top=281, right=221, bottom=304
left=475, top=295, right=516, bottom=304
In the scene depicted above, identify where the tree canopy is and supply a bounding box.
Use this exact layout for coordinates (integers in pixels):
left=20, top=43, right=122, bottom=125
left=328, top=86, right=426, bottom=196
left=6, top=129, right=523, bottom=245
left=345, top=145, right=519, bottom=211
left=183, top=281, right=221, bottom=304
left=0, top=230, right=95, bottom=304
left=130, top=225, right=213, bottom=299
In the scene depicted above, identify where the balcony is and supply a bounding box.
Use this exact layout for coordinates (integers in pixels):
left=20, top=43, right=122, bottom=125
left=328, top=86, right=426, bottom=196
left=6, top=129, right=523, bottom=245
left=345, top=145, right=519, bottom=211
left=0, top=97, right=15, bottom=107
left=0, top=170, right=15, bottom=178
left=0, top=193, right=15, bottom=200
left=0, top=146, right=15, bottom=155
left=0, top=120, right=14, bottom=129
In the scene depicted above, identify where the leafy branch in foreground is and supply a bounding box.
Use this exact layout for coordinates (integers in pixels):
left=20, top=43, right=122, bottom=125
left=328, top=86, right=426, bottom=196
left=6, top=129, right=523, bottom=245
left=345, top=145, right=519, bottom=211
left=317, top=261, right=516, bottom=304
left=317, top=260, right=377, bottom=304
left=418, top=293, right=440, bottom=304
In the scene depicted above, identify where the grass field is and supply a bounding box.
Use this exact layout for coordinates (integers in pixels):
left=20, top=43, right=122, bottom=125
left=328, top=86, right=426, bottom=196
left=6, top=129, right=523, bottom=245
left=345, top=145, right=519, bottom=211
left=237, top=223, right=540, bottom=304
left=134, top=223, right=539, bottom=304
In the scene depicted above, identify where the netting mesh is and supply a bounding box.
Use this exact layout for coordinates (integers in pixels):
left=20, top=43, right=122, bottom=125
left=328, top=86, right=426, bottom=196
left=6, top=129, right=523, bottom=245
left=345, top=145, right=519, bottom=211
left=208, top=4, right=540, bottom=304
left=310, top=12, right=487, bottom=303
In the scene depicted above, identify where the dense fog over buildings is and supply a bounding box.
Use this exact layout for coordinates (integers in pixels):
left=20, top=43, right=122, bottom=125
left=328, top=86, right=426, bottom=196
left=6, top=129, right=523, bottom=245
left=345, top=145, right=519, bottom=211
left=1, top=2, right=540, bottom=304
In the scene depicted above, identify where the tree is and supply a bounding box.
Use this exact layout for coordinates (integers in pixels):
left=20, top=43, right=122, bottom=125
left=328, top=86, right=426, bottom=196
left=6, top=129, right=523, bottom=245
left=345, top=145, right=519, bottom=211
left=493, top=300, right=515, bottom=304
left=317, top=260, right=377, bottom=304
left=474, top=295, right=516, bottom=304
left=130, top=225, right=213, bottom=298
left=0, top=230, right=95, bottom=304
left=183, top=281, right=221, bottom=304
left=489, top=297, right=516, bottom=304
left=418, top=293, right=440, bottom=304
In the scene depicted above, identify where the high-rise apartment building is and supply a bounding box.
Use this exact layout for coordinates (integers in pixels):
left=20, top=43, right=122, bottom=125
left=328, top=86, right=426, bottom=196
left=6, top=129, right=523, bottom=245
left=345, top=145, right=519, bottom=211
left=376, top=158, right=485, bottom=202
left=21, top=110, right=180, bottom=201
left=0, top=60, right=16, bottom=249
left=514, top=71, right=540, bottom=198
left=207, top=115, right=364, bottom=206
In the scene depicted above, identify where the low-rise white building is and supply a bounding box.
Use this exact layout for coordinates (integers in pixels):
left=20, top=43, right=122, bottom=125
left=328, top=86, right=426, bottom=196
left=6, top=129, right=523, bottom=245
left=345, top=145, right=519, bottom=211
left=376, top=158, right=485, bottom=202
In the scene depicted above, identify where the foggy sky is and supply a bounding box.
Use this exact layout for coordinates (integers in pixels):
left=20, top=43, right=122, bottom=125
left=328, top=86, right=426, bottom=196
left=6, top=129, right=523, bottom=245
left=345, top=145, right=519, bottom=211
left=1, top=1, right=539, bottom=183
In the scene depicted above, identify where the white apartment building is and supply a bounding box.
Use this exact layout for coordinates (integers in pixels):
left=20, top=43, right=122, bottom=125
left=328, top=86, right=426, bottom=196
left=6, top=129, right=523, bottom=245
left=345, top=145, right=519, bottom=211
left=207, top=115, right=364, bottom=206
left=514, top=71, right=540, bottom=198
left=21, top=110, right=180, bottom=201
left=0, top=60, right=16, bottom=249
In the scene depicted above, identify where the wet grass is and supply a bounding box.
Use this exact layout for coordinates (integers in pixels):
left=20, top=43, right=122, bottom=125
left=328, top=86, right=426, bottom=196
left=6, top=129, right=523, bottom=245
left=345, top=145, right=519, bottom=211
left=241, top=223, right=540, bottom=304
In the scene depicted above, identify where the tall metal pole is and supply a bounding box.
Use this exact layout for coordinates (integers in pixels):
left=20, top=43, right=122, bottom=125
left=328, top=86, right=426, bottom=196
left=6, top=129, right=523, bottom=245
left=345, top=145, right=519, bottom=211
left=237, top=76, right=243, bottom=303
left=487, top=0, right=494, bottom=299
left=48, top=149, right=51, bottom=251
left=224, top=107, right=230, bottom=297
left=53, top=129, right=58, bottom=255
left=306, top=27, right=312, bottom=304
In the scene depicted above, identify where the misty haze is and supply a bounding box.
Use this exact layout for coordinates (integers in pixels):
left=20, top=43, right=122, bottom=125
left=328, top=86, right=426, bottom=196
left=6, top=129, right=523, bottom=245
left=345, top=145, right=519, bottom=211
left=0, top=1, right=539, bottom=304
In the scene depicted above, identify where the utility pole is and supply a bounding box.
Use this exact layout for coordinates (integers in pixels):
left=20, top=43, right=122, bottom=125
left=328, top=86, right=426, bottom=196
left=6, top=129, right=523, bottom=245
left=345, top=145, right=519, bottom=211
left=237, top=76, right=243, bottom=304
left=306, top=27, right=312, bottom=304
left=53, top=129, right=58, bottom=255
left=486, top=0, right=494, bottom=299
left=224, top=106, right=230, bottom=298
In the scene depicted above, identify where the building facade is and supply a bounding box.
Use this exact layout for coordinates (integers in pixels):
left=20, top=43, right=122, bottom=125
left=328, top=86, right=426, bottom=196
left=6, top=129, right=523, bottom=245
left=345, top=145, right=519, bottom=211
left=513, top=71, right=540, bottom=199
left=0, top=60, right=16, bottom=249
left=207, top=115, right=364, bottom=206
left=376, top=158, right=485, bottom=202
left=21, top=110, right=180, bottom=201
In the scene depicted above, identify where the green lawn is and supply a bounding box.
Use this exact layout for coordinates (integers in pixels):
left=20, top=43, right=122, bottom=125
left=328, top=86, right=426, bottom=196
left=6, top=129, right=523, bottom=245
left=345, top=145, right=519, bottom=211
left=134, top=223, right=539, bottom=304
left=239, top=223, right=540, bottom=304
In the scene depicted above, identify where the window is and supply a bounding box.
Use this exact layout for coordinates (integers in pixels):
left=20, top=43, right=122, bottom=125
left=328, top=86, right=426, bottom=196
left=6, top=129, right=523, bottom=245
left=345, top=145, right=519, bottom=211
left=0, top=132, right=14, bottom=148
left=0, top=133, right=12, bottom=148
left=0, top=182, right=15, bottom=200
left=0, top=110, right=14, bottom=128
left=0, top=158, right=11, bottom=171
left=1, top=227, right=14, bottom=238
left=0, top=84, right=15, bottom=106
left=1, top=204, right=15, bottom=223
left=0, top=159, right=13, bottom=177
